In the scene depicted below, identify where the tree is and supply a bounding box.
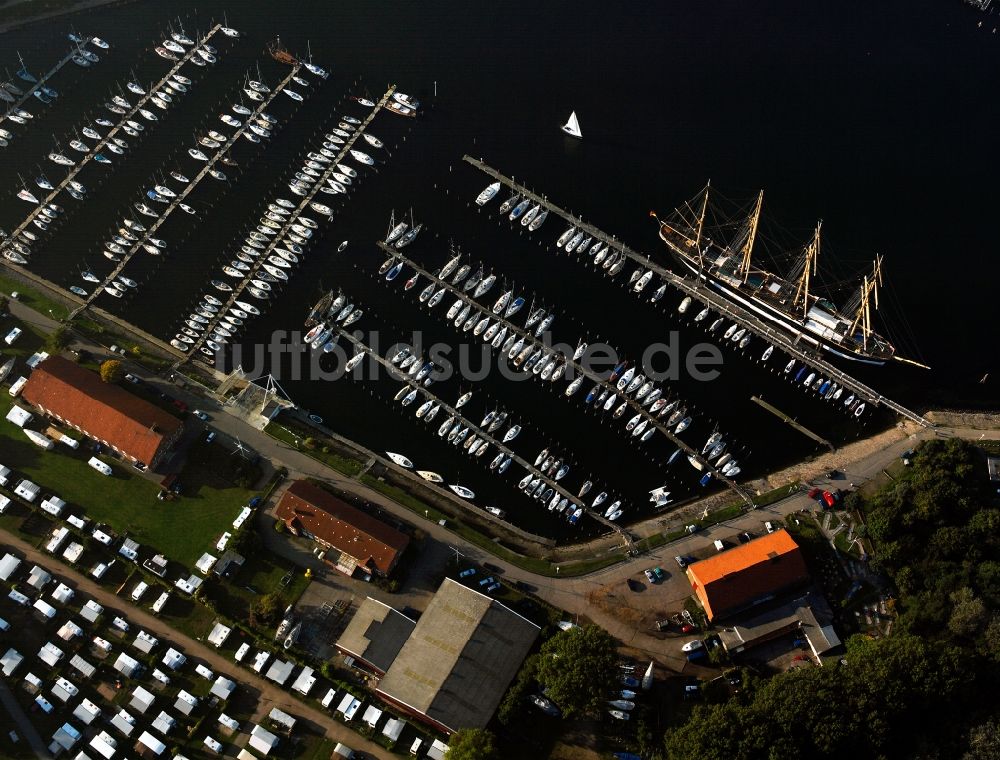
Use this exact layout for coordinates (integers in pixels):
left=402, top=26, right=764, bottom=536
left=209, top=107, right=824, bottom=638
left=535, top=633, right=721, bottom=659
left=232, top=528, right=262, bottom=557
left=45, top=326, right=71, bottom=352
left=964, top=720, right=1000, bottom=760
left=498, top=654, right=538, bottom=725
left=248, top=592, right=281, bottom=629
left=99, top=359, right=123, bottom=383
left=446, top=728, right=498, bottom=760
left=535, top=625, right=618, bottom=717
left=948, top=587, right=987, bottom=638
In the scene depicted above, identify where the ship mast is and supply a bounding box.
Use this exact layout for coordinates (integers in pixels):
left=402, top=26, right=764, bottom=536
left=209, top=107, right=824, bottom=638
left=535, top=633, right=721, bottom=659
left=736, top=190, right=763, bottom=282
left=791, top=221, right=822, bottom=318
left=694, top=182, right=710, bottom=251
left=848, top=255, right=883, bottom=351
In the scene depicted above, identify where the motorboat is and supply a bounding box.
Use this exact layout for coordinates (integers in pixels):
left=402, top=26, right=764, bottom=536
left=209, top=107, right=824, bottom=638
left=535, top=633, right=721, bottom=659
left=188, top=148, right=208, bottom=161
left=350, top=149, right=374, bottom=165
left=385, top=452, right=413, bottom=468
left=448, top=485, right=475, bottom=500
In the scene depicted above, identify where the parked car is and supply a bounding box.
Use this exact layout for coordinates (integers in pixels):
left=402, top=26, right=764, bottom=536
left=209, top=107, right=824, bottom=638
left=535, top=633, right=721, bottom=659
left=644, top=569, right=656, bottom=583
left=681, top=639, right=704, bottom=652
left=738, top=531, right=753, bottom=544
left=458, top=568, right=476, bottom=578
left=674, top=555, right=688, bottom=569
left=172, top=398, right=188, bottom=412
left=765, top=521, right=776, bottom=533
left=193, top=410, right=209, bottom=421
left=205, top=431, right=216, bottom=443
left=652, top=567, right=666, bottom=582
left=681, top=623, right=695, bottom=633
left=685, top=649, right=708, bottom=663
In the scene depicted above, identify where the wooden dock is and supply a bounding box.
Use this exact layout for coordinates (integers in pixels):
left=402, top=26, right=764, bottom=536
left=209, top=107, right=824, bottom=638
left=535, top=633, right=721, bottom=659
left=180, top=84, right=398, bottom=362
left=330, top=325, right=632, bottom=542
left=70, top=62, right=302, bottom=318
left=751, top=396, right=835, bottom=451
left=3, top=44, right=90, bottom=120
left=376, top=241, right=754, bottom=507
left=461, top=155, right=931, bottom=429
left=2, top=25, right=227, bottom=256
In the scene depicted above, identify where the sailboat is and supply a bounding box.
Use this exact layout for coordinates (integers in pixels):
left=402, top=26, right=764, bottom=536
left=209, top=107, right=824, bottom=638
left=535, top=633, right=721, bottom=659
left=561, top=110, right=582, bottom=139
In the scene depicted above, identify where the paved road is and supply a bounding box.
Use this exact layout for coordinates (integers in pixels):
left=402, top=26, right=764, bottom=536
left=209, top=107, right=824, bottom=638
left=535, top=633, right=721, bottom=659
left=0, top=530, right=393, bottom=760
left=0, top=681, right=49, bottom=758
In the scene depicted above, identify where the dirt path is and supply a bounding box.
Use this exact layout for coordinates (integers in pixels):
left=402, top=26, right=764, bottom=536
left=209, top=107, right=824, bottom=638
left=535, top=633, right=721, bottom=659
left=0, top=530, right=393, bottom=759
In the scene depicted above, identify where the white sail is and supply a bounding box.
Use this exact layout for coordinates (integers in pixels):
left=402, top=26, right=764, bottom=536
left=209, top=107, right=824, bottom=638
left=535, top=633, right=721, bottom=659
left=561, top=110, right=582, bottom=138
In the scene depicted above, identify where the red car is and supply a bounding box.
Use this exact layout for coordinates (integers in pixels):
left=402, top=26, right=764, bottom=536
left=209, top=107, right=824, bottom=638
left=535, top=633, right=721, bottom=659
left=172, top=398, right=188, bottom=412
left=680, top=623, right=694, bottom=633
left=822, top=491, right=836, bottom=508
left=808, top=487, right=821, bottom=499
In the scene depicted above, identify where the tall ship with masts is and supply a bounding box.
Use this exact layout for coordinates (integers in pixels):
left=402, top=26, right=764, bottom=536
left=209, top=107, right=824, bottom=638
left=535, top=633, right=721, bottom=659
left=651, top=184, right=896, bottom=365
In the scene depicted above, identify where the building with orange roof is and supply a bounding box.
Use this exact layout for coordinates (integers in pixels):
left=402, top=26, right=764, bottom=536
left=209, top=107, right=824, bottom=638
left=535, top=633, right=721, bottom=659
left=274, top=480, right=409, bottom=577
left=21, top=356, right=183, bottom=469
left=686, top=529, right=810, bottom=621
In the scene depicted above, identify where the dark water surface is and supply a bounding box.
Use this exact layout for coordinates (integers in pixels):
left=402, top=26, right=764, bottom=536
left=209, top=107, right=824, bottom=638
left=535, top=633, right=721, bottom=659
left=1, top=0, right=996, bottom=539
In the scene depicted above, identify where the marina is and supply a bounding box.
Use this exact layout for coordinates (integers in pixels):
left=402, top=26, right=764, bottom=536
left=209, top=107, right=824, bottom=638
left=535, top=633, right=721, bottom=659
left=1, top=24, right=228, bottom=257
left=69, top=61, right=302, bottom=316
left=374, top=240, right=754, bottom=505
left=1, top=43, right=95, bottom=124
left=323, top=318, right=636, bottom=542
left=462, top=155, right=931, bottom=429
left=179, top=85, right=397, bottom=362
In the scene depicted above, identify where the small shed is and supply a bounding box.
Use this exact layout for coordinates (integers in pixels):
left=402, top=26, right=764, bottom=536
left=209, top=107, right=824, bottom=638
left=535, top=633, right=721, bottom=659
left=69, top=654, right=96, bottom=679
left=362, top=704, right=382, bottom=729
left=207, top=621, right=231, bottom=648
left=81, top=599, right=104, bottom=623
left=161, top=647, right=186, bottom=670
left=33, top=599, right=57, bottom=620
left=73, top=697, right=102, bottom=725
left=113, top=652, right=141, bottom=678
left=133, top=631, right=159, bottom=654
left=268, top=707, right=296, bottom=732
left=51, top=676, right=79, bottom=703
left=196, top=553, right=218, bottom=575
left=174, top=689, right=198, bottom=716
left=382, top=717, right=405, bottom=742
left=129, top=685, right=155, bottom=714
left=151, top=710, right=176, bottom=736
left=249, top=724, right=279, bottom=756
left=89, top=730, right=118, bottom=759
left=1, top=648, right=23, bottom=676
left=38, top=641, right=64, bottom=667
left=265, top=658, right=294, bottom=686
left=291, top=666, right=316, bottom=696
left=138, top=730, right=166, bottom=756
left=5, top=404, right=32, bottom=427
left=62, top=542, right=85, bottom=564
left=57, top=620, right=83, bottom=641
left=210, top=676, right=236, bottom=701
left=0, top=553, right=21, bottom=581
left=110, top=709, right=136, bottom=737
left=51, top=582, right=74, bottom=604
left=27, top=564, right=51, bottom=590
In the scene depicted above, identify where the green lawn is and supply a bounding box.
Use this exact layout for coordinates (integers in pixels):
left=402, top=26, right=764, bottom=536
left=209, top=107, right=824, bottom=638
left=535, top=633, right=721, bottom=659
left=265, top=422, right=364, bottom=476
left=0, top=394, right=254, bottom=567
left=0, top=273, right=71, bottom=320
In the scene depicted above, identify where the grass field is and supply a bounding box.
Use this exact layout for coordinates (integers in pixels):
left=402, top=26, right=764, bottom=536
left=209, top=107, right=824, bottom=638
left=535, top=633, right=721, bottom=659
left=0, top=393, right=254, bottom=567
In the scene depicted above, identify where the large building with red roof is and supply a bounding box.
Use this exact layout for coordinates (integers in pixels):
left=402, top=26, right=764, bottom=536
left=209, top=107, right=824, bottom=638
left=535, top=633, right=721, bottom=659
left=686, top=529, right=810, bottom=621
left=274, top=480, right=410, bottom=577
left=21, top=356, right=183, bottom=469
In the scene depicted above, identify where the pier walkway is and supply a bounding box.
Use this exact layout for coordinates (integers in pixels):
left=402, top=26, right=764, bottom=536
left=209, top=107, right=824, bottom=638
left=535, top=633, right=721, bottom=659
left=330, top=324, right=632, bottom=542
left=376, top=241, right=754, bottom=506
left=180, top=85, right=397, bottom=362
left=462, top=155, right=931, bottom=428
left=751, top=396, right=835, bottom=451
left=3, top=44, right=92, bottom=120
left=70, top=63, right=302, bottom=316
left=1, top=25, right=227, bottom=257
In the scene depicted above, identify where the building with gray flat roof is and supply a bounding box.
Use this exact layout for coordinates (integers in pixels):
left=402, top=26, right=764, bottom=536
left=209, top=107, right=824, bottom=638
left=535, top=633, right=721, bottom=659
left=335, top=597, right=416, bottom=675
left=374, top=578, right=539, bottom=734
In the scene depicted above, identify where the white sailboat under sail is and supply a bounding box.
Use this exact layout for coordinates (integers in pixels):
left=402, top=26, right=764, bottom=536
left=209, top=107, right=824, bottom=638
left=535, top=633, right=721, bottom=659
left=561, top=110, right=582, bottom=139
